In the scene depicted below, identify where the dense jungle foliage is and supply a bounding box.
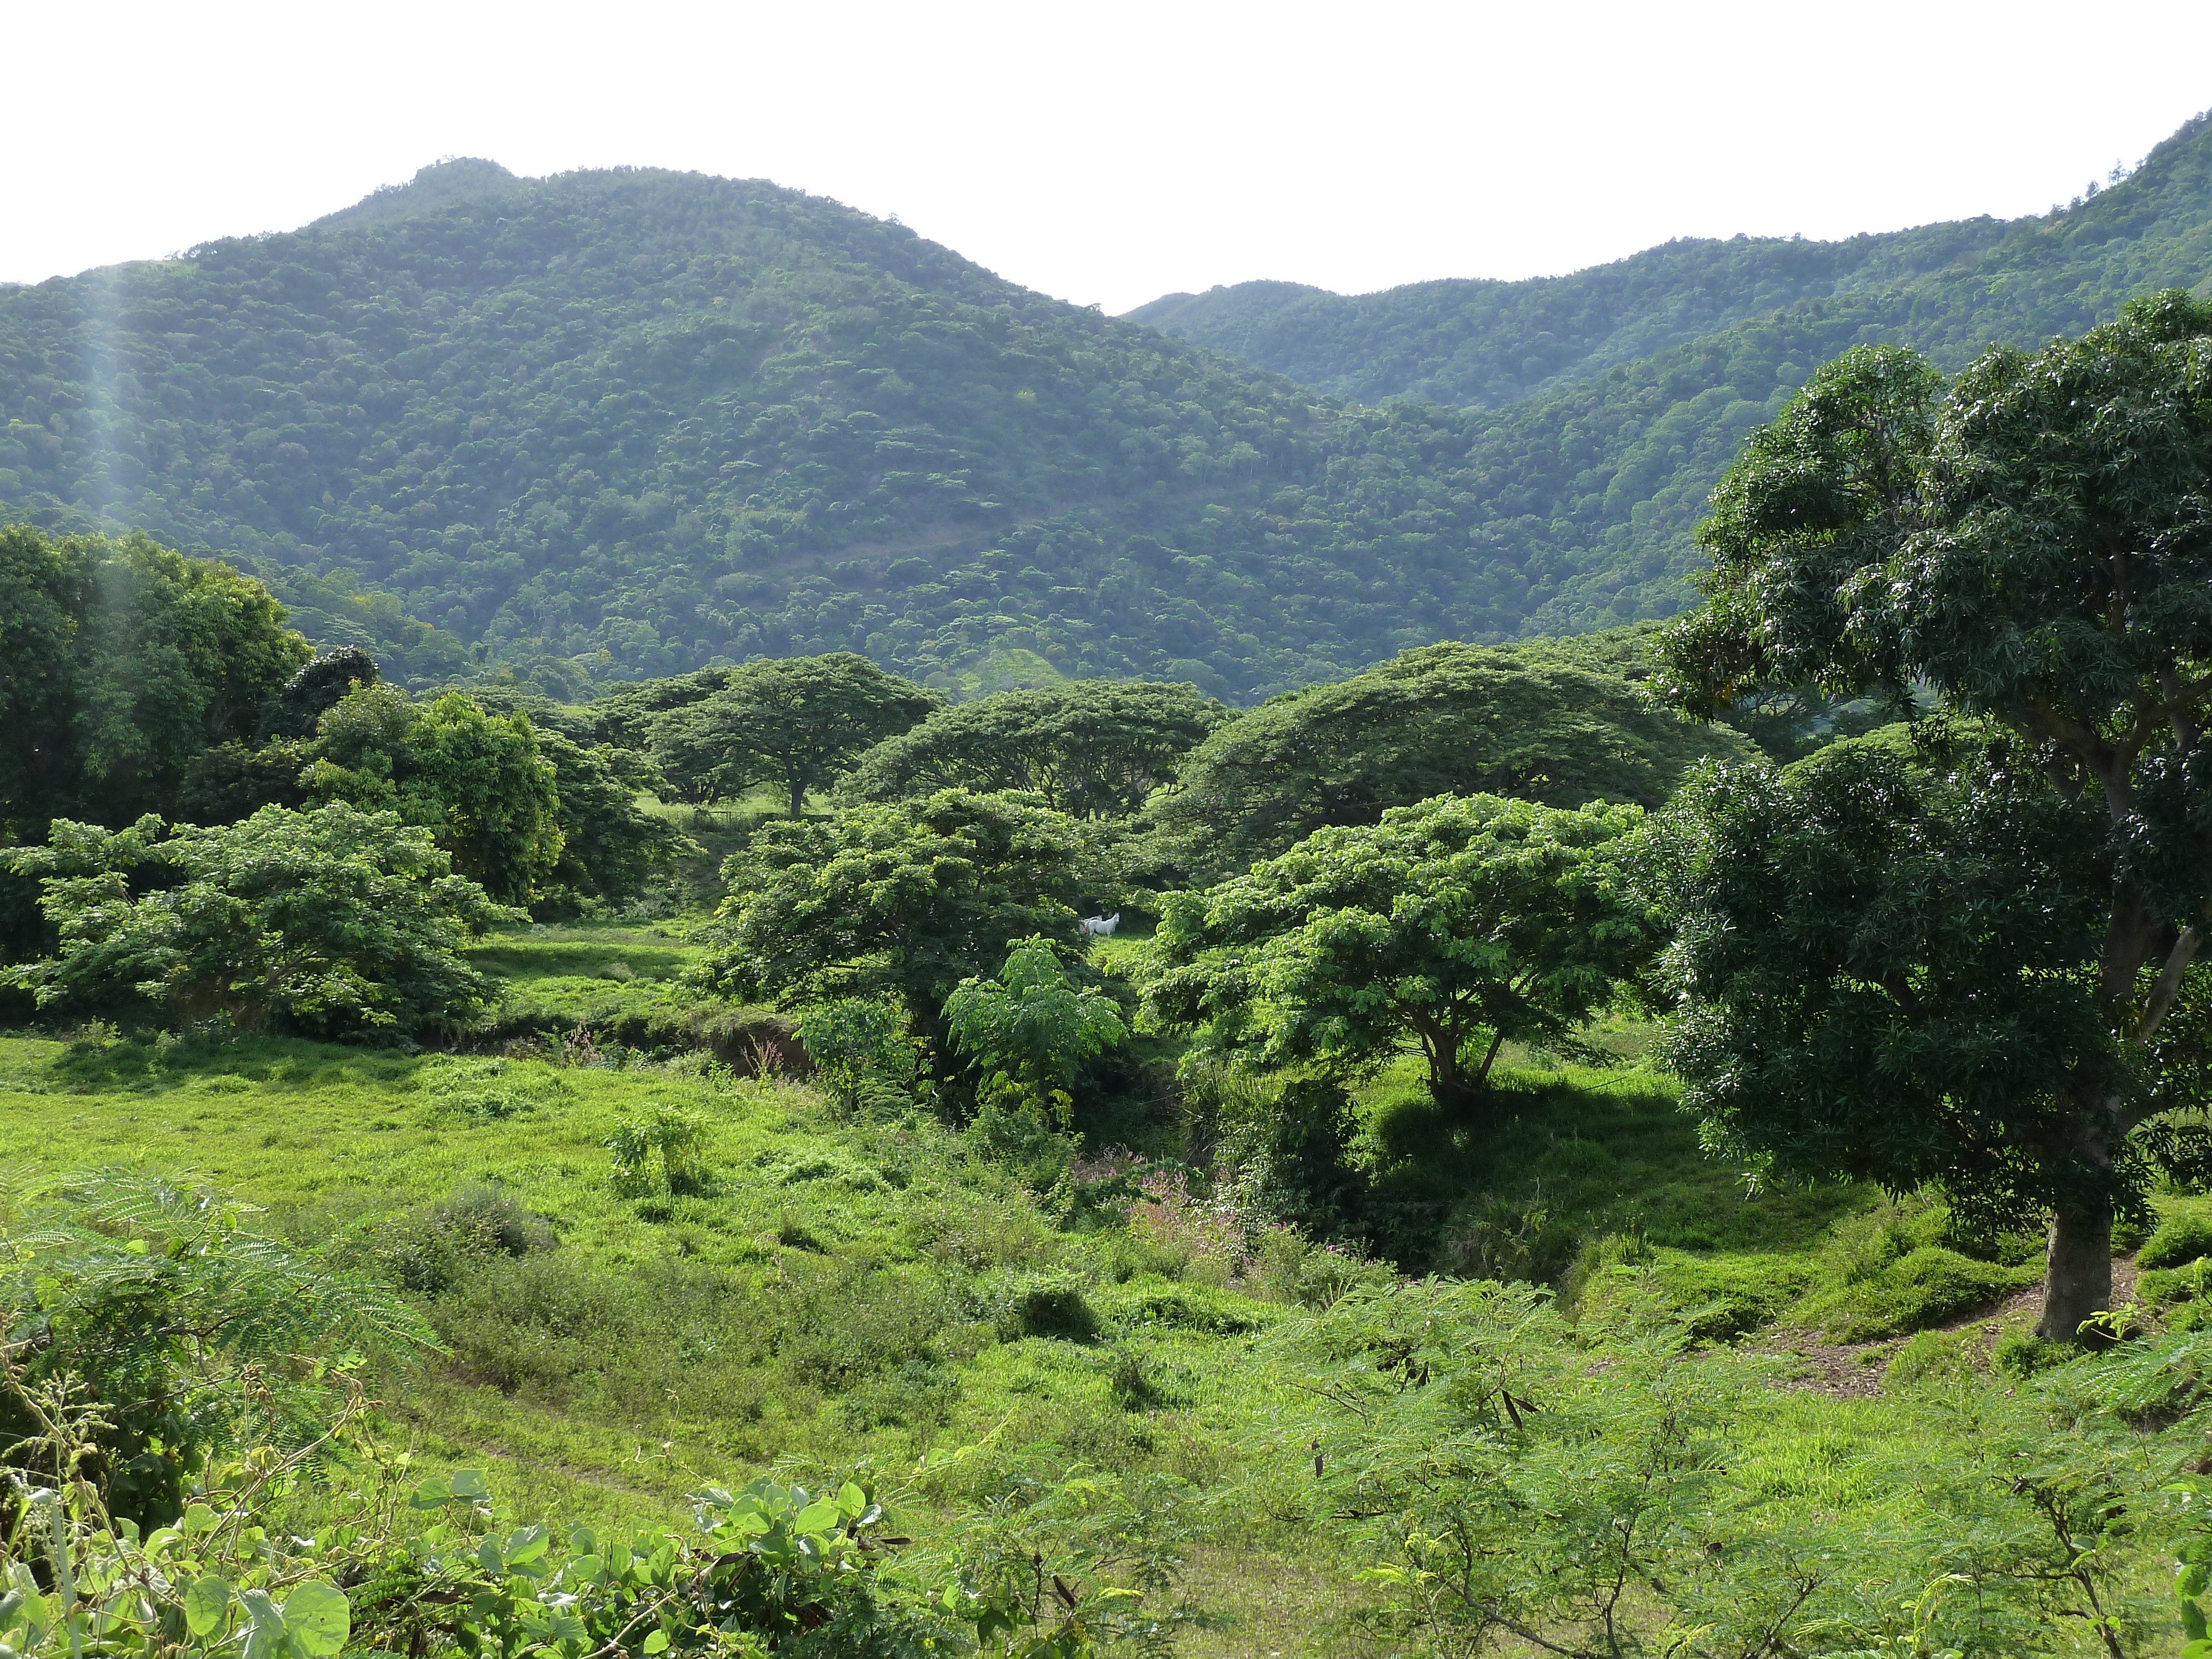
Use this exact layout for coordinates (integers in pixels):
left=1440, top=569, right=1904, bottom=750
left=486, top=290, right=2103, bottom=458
left=4, top=108, right=2205, bottom=698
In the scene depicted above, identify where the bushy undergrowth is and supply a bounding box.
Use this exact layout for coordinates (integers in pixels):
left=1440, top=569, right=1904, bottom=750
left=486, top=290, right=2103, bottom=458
left=14, top=987, right=2212, bottom=1654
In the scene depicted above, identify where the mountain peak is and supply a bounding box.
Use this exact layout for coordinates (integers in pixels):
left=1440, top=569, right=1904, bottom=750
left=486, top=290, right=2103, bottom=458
left=312, top=157, right=524, bottom=231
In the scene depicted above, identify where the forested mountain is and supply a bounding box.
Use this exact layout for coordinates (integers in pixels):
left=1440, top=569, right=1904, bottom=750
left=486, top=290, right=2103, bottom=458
left=0, top=161, right=1657, bottom=698
left=1131, top=113, right=2212, bottom=410
left=1126, top=219, right=2012, bottom=410
left=1128, top=112, right=2212, bottom=630
left=6, top=112, right=2210, bottom=699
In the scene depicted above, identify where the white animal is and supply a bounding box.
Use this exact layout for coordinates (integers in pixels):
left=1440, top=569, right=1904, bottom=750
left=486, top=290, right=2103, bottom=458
left=1079, top=912, right=1120, bottom=938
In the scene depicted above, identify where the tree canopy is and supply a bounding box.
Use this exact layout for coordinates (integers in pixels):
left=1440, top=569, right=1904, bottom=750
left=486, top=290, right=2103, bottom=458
left=650, top=653, right=941, bottom=814
left=0, top=526, right=309, bottom=839
left=1153, top=641, right=1754, bottom=874
left=2, top=804, right=518, bottom=1036
left=838, top=679, right=1230, bottom=817
left=698, top=789, right=1091, bottom=1057
left=305, top=686, right=565, bottom=904
left=1141, top=794, right=1656, bottom=1109
left=1649, top=732, right=2136, bottom=1314
left=1660, top=290, right=2212, bottom=1339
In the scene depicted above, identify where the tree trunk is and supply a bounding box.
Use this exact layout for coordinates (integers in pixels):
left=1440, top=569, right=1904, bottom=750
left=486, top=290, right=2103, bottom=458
left=2037, top=1196, right=2114, bottom=1343
left=788, top=778, right=806, bottom=817
left=1425, top=1035, right=1459, bottom=1108
left=1426, top=1028, right=1503, bottom=1115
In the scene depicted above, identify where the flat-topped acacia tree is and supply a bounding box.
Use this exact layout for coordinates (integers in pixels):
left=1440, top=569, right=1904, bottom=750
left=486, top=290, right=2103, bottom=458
left=1660, top=291, right=2212, bottom=1340
left=650, top=653, right=942, bottom=816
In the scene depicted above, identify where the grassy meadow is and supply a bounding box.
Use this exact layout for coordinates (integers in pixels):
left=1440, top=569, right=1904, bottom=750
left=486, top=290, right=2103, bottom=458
left=9, top=919, right=2211, bottom=1652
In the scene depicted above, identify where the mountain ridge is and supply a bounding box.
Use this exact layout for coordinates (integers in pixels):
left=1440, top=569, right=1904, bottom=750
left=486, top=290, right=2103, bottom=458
left=4, top=114, right=2210, bottom=700
left=1130, top=108, right=2212, bottom=412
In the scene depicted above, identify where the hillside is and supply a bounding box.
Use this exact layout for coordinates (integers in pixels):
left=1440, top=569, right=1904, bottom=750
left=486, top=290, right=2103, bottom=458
left=7, top=117, right=2210, bottom=701
left=0, top=161, right=1668, bottom=698
left=1132, top=112, right=2212, bottom=410
left=1130, top=113, right=2212, bottom=632
left=9, top=927, right=2211, bottom=1654
left=1126, top=217, right=2012, bottom=409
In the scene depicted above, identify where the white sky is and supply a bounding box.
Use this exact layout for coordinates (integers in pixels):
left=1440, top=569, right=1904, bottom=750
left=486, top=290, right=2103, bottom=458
left=6, top=1, right=2210, bottom=315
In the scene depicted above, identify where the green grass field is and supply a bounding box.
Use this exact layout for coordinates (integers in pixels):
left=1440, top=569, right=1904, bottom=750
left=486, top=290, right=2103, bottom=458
left=5, top=921, right=2206, bottom=1653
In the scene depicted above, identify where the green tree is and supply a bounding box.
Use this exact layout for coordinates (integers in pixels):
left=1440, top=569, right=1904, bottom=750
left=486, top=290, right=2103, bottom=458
left=533, top=728, right=696, bottom=904
left=1152, top=642, right=1752, bottom=875
left=2, top=804, right=518, bottom=1036
left=841, top=681, right=1230, bottom=818
left=945, top=938, right=1127, bottom=1121
left=254, top=646, right=380, bottom=740
left=698, top=789, right=1089, bottom=1060
left=591, top=667, right=731, bottom=752
left=0, top=526, right=308, bottom=838
left=651, top=654, right=942, bottom=815
left=302, top=685, right=564, bottom=904
left=1141, top=794, right=1656, bottom=1110
left=1658, top=292, right=2212, bottom=1339
left=410, top=693, right=565, bottom=903
left=1648, top=733, right=2140, bottom=1342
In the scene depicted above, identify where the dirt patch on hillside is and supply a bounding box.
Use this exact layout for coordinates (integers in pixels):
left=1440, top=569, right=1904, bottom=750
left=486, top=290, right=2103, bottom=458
left=1755, top=1255, right=2140, bottom=1397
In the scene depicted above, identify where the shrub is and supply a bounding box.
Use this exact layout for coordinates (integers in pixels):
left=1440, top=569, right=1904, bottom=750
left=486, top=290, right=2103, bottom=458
left=796, top=994, right=911, bottom=1118
left=2141, top=1259, right=2212, bottom=1310
left=2, top=807, right=519, bottom=1036
left=2137, top=1212, right=2212, bottom=1269
left=608, top=1103, right=715, bottom=1195
left=378, top=1183, right=556, bottom=1293
left=1226, top=1074, right=1370, bottom=1245
left=1992, top=1328, right=2074, bottom=1379
left=1092, top=1276, right=1269, bottom=1335
left=961, top=1093, right=1077, bottom=1191
left=1107, top=1343, right=1164, bottom=1411
left=1641, top=1250, right=1812, bottom=1342
left=1884, top=1328, right=1981, bottom=1390
left=983, top=1271, right=1099, bottom=1342
left=945, top=937, right=1126, bottom=1123
left=0, top=1172, right=434, bottom=1530
left=1127, top=1167, right=1244, bottom=1281
left=1240, top=1224, right=1394, bottom=1308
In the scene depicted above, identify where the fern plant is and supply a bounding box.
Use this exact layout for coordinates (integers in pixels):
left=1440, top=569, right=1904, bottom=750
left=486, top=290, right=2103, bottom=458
left=0, top=1169, right=437, bottom=1528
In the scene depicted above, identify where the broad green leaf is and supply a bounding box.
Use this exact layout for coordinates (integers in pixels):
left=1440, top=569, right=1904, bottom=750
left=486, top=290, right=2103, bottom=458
left=794, top=1501, right=839, bottom=1535
left=280, top=1583, right=349, bottom=1658
left=643, top=1631, right=670, bottom=1654
left=238, top=1589, right=285, bottom=1632
left=504, top=1524, right=550, bottom=1566
left=409, top=1476, right=452, bottom=1510
left=238, top=1587, right=285, bottom=1659
left=543, top=1610, right=588, bottom=1645
left=450, top=1469, right=492, bottom=1502
left=184, top=1577, right=233, bottom=1639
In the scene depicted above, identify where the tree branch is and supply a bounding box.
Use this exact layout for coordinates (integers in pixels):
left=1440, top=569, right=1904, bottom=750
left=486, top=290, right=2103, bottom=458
left=2017, top=700, right=2130, bottom=810
left=2138, top=921, right=2207, bottom=1040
